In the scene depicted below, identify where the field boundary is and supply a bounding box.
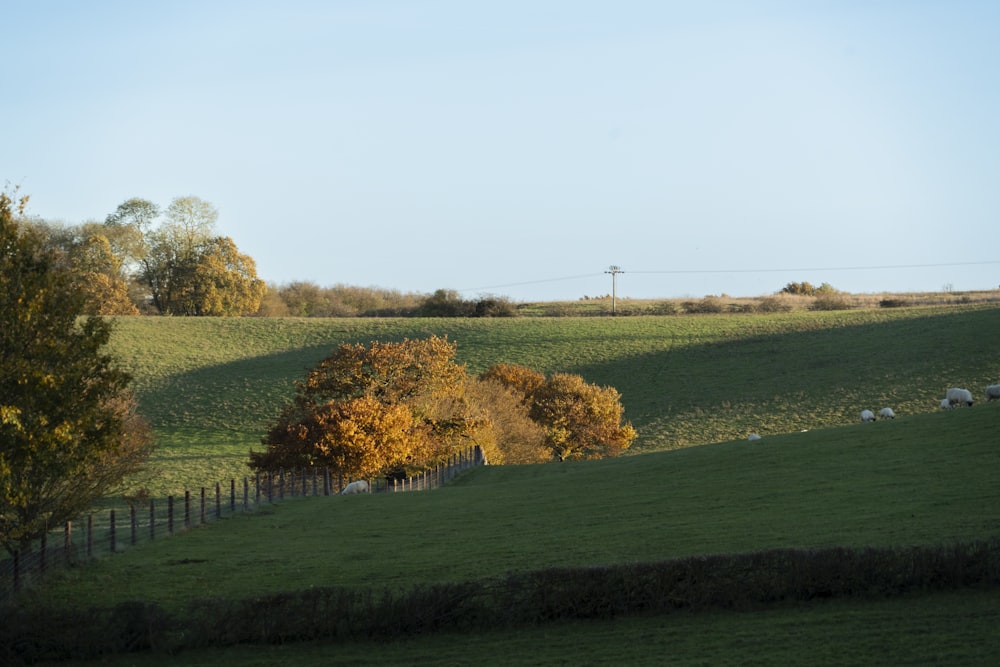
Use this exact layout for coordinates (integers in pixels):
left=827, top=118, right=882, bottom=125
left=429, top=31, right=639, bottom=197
left=0, top=446, right=485, bottom=602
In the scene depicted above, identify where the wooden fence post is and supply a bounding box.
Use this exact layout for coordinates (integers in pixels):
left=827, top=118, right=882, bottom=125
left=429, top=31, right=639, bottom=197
left=109, top=509, right=116, bottom=554
left=40, top=531, right=47, bottom=574
left=130, top=505, right=137, bottom=546
left=200, top=487, right=206, bottom=525
left=255, top=472, right=261, bottom=505
left=301, top=468, right=307, bottom=497
left=215, top=482, right=222, bottom=520
left=230, top=479, right=236, bottom=514
left=65, top=521, right=72, bottom=566
left=184, top=491, right=191, bottom=530
left=279, top=469, right=285, bottom=500
left=243, top=477, right=249, bottom=512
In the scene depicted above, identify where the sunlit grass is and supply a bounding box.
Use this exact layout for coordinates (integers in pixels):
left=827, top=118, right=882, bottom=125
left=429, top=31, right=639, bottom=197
left=105, top=305, right=1000, bottom=495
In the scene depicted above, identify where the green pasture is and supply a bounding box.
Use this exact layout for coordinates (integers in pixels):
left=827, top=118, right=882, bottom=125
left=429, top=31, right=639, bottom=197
left=13, top=305, right=1000, bottom=665
left=22, top=402, right=1000, bottom=665
left=105, top=305, right=1000, bottom=496
left=28, top=403, right=1000, bottom=610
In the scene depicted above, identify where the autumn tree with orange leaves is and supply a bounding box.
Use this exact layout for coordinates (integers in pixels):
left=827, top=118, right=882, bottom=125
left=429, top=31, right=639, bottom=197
left=250, top=338, right=636, bottom=481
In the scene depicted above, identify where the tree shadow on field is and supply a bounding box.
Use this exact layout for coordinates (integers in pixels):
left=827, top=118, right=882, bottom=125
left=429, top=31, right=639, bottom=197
left=136, top=343, right=337, bottom=435
left=135, top=307, right=1000, bottom=452
left=567, top=307, right=1000, bottom=446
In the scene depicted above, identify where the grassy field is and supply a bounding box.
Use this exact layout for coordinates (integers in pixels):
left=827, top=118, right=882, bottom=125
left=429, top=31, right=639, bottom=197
left=105, top=305, right=1000, bottom=496
left=9, top=304, right=1000, bottom=664
left=39, top=589, right=1000, bottom=666
left=19, top=401, right=1000, bottom=664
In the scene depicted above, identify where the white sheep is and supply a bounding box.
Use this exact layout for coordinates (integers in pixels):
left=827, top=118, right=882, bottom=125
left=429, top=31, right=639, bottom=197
left=340, top=480, right=370, bottom=495
left=860, top=409, right=875, bottom=423
left=878, top=407, right=895, bottom=420
left=986, top=384, right=1000, bottom=401
left=945, top=387, right=974, bottom=408
left=940, top=398, right=953, bottom=410
left=747, top=433, right=762, bottom=441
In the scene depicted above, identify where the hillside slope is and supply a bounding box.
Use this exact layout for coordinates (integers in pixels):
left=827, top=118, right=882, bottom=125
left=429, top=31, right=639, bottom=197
left=105, top=305, right=1000, bottom=493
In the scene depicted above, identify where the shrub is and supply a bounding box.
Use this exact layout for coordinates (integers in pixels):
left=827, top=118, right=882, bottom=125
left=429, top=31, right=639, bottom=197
left=682, top=297, right=725, bottom=314
left=648, top=301, right=680, bottom=315
left=879, top=298, right=910, bottom=308
left=810, top=294, right=852, bottom=311
left=753, top=296, right=793, bottom=313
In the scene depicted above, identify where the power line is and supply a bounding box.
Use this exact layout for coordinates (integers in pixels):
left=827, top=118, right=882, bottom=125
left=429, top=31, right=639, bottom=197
left=458, top=273, right=603, bottom=292
left=629, top=260, right=1000, bottom=275
left=457, top=260, right=999, bottom=294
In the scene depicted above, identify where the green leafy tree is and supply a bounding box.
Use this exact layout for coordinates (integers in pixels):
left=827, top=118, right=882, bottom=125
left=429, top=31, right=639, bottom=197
left=108, top=195, right=265, bottom=315
left=0, top=191, right=153, bottom=556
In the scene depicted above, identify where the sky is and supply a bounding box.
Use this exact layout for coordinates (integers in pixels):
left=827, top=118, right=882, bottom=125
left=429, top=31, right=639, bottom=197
left=3, top=0, right=999, bottom=301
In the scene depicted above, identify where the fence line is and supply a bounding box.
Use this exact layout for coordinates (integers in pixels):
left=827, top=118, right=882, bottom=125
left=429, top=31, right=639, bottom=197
left=0, top=445, right=485, bottom=602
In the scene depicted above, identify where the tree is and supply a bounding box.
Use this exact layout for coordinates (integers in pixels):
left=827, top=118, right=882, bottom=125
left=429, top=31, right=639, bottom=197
left=251, top=336, right=473, bottom=480
left=174, top=236, right=266, bottom=316
left=0, top=191, right=153, bottom=556
left=108, top=195, right=266, bottom=315
left=67, top=228, right=139, bottom=315
left=530, top=373, right=637, bottom=461
left=464, top=378, right=549, bottom=464
left=482, top=363, right=637, bottom=461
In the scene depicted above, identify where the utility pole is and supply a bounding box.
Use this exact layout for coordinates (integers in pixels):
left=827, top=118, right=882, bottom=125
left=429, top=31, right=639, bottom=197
left=605, top=265, right=624, bottom=315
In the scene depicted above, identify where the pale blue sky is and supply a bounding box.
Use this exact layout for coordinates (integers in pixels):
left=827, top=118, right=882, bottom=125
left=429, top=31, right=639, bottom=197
left=4, top=0, right=998, bottom=300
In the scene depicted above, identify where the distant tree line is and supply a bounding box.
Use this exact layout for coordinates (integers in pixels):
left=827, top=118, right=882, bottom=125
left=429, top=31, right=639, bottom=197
left=18, top=196, right=265, bottom=316
left=260, top=286, right=519, bottom=318
left=15, top=199, right=517, bottom=318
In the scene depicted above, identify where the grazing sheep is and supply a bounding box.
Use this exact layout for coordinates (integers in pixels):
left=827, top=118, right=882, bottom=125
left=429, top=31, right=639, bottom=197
left=860, top=409, right=875, bottom=423
left=340, top=480, right=369, bottom=495
left=986, top=384, right=1000, bottom=401
left=747, top=433, right=762, bottom=441
left=879, top=407, right=895, bottom=420
left=945, top=387, right=974, bottom=407
left=940, top=398, right=953, bottom=410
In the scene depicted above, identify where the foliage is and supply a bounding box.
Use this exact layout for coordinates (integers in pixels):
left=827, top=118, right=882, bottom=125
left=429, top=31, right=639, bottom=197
left=418, top=288, right=520, bottom=317
left=252, top=396, right=434, bottom=479
left=780, top=281, right=838, bottom=296
left=463, top=378, right=550, bottom=464
left=0, top=193, right=153, bottom=555
left=482, top=364, right=636, bottom=461
left=810, top=293, right=852, bottom=311
left=251, top=336, right=473, bottom=478
left=134, top=196, right=265, bottom=316
left=67, top=230, right=139, bottom=315
left=530, top=373, right=637, bottom=460
left=479, top=363, right=546, bottom=402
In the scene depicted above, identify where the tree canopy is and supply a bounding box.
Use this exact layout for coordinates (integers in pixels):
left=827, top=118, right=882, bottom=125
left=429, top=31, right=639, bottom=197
left=250, top=337, right=635, bottom=480
left=0, top=191, right=153, bottom=555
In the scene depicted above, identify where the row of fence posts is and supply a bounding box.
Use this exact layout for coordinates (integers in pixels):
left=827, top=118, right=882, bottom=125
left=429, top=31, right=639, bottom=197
left=1, top=445, right=484, bottom=599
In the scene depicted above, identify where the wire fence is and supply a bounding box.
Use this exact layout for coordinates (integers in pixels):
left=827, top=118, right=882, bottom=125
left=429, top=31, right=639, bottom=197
left=0, top=445, right=485, bottom=603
